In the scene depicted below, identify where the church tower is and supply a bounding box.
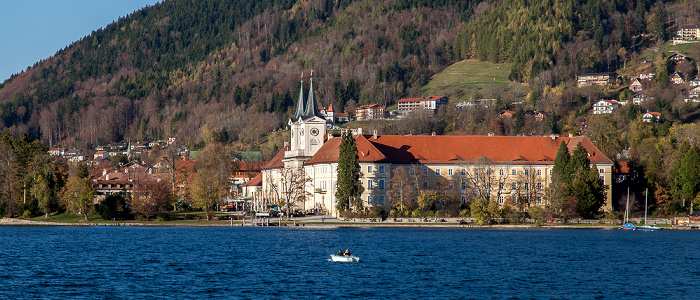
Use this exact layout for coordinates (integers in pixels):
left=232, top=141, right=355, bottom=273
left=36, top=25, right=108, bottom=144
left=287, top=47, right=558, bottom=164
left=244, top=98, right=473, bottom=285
left=284, top=72, right=327, bottom=168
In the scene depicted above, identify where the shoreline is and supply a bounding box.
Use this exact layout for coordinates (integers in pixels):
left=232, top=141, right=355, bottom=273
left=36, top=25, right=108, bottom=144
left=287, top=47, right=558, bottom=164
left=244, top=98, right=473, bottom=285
left=0, top=217, right=687, bottom=229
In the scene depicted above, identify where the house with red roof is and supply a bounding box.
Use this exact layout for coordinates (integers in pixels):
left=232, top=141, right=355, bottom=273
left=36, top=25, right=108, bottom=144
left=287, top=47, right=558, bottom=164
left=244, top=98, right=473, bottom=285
left=355, top=104, right=385, bottom=121
left=642, top=111, right=661, bottom=123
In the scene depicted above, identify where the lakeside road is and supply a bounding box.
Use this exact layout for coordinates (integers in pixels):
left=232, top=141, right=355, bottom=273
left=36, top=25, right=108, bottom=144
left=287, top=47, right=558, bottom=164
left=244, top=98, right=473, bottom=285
left=1, top=216, right=686, bottom=229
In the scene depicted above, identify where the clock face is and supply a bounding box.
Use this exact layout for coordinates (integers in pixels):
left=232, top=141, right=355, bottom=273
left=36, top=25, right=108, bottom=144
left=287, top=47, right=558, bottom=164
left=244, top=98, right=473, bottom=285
left=311, top=128, right=319, bottom=136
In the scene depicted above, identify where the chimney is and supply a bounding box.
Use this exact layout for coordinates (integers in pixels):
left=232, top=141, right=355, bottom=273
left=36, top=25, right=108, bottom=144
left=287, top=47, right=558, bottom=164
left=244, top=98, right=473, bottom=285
left=373, top=130, right=378, bottom=140
left=102, top=169, right=107, bottom=176
left=106, top=174, right=109, bottom=180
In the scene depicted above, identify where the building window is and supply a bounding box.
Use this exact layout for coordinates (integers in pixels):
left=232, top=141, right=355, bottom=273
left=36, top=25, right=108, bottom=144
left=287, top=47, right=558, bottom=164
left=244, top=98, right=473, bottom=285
left=549, top=169, right=553, bottom=175
left=511, top=182, right=517, bottom=190
left=377, top=195, right=385, bottom=205
left=378, top=178, right=385, bottom=190
left=448, top=169, right=453, bottom=176
left=524, top=182, right=529, bottom=191
left=423, top=181, right=428, bottom=188
left=599, top=168, right=604, bottom=174
left=537, top=169, right=542, bottom=176
left=435, top=168, right=441, bottom=175
left=536, top=182, right=542, bottom=192
left=461, top=168, right=466, bottom=176
left=499, top=169, right=505, bottom=176
left=511, top=169, right=517, bottom=176
left=600, top=175, right=605, bottom=182
left=368, top=166, right=373, bottom=173
left=368, top=195, right=373, bottom=205
left=368, top=179, right=374, bottom=190
left=524, top=169, right=530, bottom=176
left=378, top=165, right=385, bottom=174
left=537, top=196, right=543, bottom=204
left=423, top=168, right=428, bottom=176
left=461, top=181, right=467, bottom=190
left=499, top=183, right=504, bottom=190
left=461, top=195, right=467, bottom=203
left=498, top=195, right=505, bottom=205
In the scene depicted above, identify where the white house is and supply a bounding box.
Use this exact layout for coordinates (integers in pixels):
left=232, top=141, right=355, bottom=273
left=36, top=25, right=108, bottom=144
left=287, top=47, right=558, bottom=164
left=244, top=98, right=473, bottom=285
left=592, top=100, right=621, bottom=114
left=629, top=78, right=643, bottom=92
left=642, top=112, right=661, bottom=123
left=632, top=94, right=653, bottom=105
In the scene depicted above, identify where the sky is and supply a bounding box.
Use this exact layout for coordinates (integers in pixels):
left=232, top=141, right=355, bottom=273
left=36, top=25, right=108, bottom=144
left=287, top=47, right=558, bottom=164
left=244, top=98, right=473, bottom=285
left=0, top=0, right=161, bottom=82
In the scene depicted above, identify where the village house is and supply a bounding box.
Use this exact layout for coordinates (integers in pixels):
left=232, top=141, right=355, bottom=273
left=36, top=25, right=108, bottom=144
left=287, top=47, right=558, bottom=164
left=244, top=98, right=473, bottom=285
left=92, top=162, right=169, bottom=198
left=48, top=148, right=66, bottom=156
left=354, top=104, right=385, bottom=121
left=261, top=76, right=614, bottom=217
left=93, top=151, right=109, bottom=160
left=689, top=75, right=700, bottom=87
left=677, top=25, right=700, bottom=40
left=63, top=149, right=86, bottom=162
left=668, top=52, right=691, bottom=62
left=642, top=112, right=661, bottom=123
left=592, top=100, right=621, bottom=114
left=577, top=72, right=617, bottom=87
left=397, top=96, right=449, bottom=114
left=632, top=93, right=653, bottom=105
left=533, top=111, right=549, bottom=121
left=639, top=72, right=655, bottom=80
left=498, top=110, right=516, bottom=118
left=629, top=78, right=643, bottom=92
left=671, top=71, right=685, bottom=85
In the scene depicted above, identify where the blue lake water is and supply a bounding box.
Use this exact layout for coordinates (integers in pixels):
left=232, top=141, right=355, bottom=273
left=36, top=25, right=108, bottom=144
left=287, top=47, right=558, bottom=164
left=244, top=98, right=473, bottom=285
left=0, top=226, right=699, bottom=299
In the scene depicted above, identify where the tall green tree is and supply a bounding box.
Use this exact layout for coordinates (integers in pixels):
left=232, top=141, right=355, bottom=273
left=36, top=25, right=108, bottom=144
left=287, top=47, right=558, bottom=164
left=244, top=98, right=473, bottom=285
left=335, top=132, right=364, bottom=213
left=62, top=175, right=95, bottom=221
left=680, top=145, right=700, bottom=207
left=571, top=165, right=605, bottom=218
left=552, top=141, right=571, bottom=185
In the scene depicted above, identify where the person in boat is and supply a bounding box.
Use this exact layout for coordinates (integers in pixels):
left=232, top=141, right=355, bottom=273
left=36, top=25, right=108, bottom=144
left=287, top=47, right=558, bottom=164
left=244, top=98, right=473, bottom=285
left=337, top=249, right=343, bottom=256
left=344, top=249, right=350, bottom=256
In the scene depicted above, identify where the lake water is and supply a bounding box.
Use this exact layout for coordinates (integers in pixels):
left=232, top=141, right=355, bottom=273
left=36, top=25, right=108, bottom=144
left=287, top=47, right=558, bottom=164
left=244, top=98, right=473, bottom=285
left=0, top=226, right=698, bottom=299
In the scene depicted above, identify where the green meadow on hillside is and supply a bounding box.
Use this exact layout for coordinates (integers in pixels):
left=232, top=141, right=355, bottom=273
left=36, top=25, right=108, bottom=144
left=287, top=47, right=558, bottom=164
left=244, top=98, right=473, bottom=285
left=422, top=60, right=515, bottom=103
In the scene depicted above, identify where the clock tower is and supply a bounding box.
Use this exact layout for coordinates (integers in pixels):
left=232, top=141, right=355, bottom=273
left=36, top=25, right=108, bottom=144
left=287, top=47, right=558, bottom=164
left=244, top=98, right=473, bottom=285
left=284, top=72, right=327, bottom=168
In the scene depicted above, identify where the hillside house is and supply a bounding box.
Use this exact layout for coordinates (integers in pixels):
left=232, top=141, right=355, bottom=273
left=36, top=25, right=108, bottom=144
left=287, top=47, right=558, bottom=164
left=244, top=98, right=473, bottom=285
left=533, top=111, right=550, bottom=121
left=397, top=96, right=449, bottom=114
left=577, top=72, right=617, bottom=87
left=48, top=148, right=66, bottom=156
left=668, top=52, right=691, bottom=62
left=354, top=104, right=385, bottom=121
left=629, top=78, right=643, bottom=92
left=677, top=25, right=700, bottom=40
left=93, top=151, right=109, bottom=160
left=632, top=93, right=653, bottom=105
left=642, top=112, right=661, bottom=123
left=671, top=72, right=685, bottom=85
left=639, top=72, right=655, bottom=80
left=498, top=110, right=516, bottom=118
left=592, top=100, right=621, bottom=114
left=689, top=76, right=700, bottom=87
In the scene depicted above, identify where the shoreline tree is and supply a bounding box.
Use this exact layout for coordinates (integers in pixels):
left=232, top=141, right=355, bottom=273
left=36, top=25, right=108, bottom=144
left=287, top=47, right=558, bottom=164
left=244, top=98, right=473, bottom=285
left=335, top=132, right=363, bottom=213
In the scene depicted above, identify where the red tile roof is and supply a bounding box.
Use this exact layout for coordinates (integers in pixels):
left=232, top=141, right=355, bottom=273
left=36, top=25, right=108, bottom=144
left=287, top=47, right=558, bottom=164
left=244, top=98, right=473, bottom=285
left=263, top=145, right=290, bottom=169
left=242, top=173, right=263, bottom=187
left=305, top=135, right=611, bottom=166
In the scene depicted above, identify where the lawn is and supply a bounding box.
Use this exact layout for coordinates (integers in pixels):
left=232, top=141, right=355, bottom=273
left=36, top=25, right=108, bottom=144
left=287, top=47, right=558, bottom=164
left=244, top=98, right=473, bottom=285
left=422, top=59, right=515, bottom=103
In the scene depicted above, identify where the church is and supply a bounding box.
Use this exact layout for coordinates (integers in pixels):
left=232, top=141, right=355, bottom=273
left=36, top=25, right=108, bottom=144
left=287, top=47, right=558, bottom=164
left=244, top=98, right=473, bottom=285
left=259, top=74, right=614, bottom=217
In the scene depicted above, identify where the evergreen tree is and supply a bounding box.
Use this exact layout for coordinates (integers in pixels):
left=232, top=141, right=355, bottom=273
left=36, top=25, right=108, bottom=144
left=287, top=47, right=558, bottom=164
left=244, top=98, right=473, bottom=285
left=571, top=164, right=605, bottom=218
left=335, top=132, right=364, bottom=213
left=552, top=141, right=571, bottom=184
left=569, top=143, right=590, bottom=174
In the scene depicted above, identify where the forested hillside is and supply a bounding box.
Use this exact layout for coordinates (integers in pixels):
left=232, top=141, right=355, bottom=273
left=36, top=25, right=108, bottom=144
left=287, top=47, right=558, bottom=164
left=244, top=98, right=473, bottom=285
left=0, top=0, right=698, bottom=157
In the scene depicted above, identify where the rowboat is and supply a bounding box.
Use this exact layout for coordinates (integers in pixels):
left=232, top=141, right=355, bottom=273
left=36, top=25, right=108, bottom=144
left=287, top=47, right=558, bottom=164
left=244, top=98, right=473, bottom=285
left=330, top=254, right=359, bottom=262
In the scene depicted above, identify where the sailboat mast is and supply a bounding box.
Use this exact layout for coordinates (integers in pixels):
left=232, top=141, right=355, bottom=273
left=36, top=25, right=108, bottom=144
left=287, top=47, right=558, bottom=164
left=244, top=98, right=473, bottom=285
left=644, top=188, right=648, bottom=226
left=625, top=187, right=630, bottom=223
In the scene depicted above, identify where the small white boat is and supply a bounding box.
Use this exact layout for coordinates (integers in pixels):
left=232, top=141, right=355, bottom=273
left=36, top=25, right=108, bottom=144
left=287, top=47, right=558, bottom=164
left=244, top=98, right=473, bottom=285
left=330, top=254, right=360, bottom=262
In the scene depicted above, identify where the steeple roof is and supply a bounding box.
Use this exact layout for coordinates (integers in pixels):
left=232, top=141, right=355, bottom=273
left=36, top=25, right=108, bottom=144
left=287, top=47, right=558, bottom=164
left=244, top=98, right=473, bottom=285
left=292, top=78, right=305, bottom=122
left=303, top=77, right=322, bottom=119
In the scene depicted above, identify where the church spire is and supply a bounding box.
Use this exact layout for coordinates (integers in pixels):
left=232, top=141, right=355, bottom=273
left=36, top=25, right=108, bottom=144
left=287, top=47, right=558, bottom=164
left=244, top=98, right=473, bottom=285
left=292, top=72, right=305, bottom=122
left=303, top=70, right=321, bottom=118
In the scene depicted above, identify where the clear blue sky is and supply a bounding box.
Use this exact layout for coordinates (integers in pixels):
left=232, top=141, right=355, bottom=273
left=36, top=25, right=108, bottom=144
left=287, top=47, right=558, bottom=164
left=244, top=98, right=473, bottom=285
left=0, top=0, right=160, bottom=82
